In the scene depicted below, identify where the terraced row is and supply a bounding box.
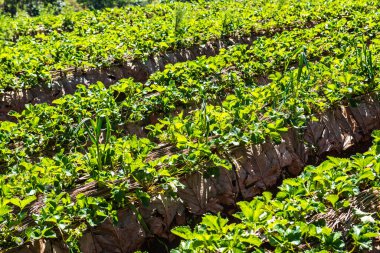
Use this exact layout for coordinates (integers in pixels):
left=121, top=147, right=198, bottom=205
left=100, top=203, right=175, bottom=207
left=1, top=35, right=380, bottom=250
left=1, top=1, right=380, bottom=251
left=172, top=131, right=380, bottom=252
left=1, top=8, right=379, bottom=166
left=0, top=0, right=376, bottom=91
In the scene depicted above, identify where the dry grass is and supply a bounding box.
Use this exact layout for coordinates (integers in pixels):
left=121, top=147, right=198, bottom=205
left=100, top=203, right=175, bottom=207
left=311, top=189, right=380, bottom=232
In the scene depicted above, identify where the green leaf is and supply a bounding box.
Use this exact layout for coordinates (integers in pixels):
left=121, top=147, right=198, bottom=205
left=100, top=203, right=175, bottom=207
left=135, top=190, right=151, bottom=207
left=358, top=170, right=375, bottom=182
left=201, top=214, right=228, bottom=231
left=10, top=195, right=36, bottom=210
left=42, top=228, right=57, bottom=238
left=175, top=133, right=187, bottom=144
left=52, top=97, right=66, bottom=105
left=269, top=131, right=282, bottom=143
left=241, top=235, right=262, bottom=247
left=325, top=194, right=339, bottom=208
left=0, top=204, right=12, bottom=216
left=171, top=226, right=193, bottom=240
left=282, top=179, right=300, bottom=187
left=29, top=229, right=42, bottom=240
left=20, top=196, right=37, bottom=210
left=12, top=237, right=24, bottom=246
left=151, top=84, right=166, bottom=93
left=237, top=201, right=254, bottom=221
left=158, top=169, right=171, bottom=177
left=262, top=192, right=272, bottom=203
left=364, top=232, right=380, bottom=238
left=343, top=200, right=350, bottom=208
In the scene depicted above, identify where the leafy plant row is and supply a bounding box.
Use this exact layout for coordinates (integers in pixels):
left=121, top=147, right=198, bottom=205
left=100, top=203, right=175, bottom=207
left=0, top=0, right=376, bottom=90
left=144, top=41, right=380, bottom=157
left=172, top=131, right=380, bottom=252
left=1, top=39, right=379, bottom=250
left=1, top=10, right=379, bottom=170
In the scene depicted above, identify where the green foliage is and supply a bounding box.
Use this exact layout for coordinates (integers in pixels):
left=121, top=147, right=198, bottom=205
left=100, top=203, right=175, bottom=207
left=0, top=37, right=379, bottom=249
left=2, top=0, right=65, bottom=16
left=172, top=131, right=380, bottom=252
left=0, top=0, right=380, bottom=251
left=0, top=0, right=375, bottom=91
left=76, top=0, right=144, bottom=10
left=4, top=10, right=379, bottom=169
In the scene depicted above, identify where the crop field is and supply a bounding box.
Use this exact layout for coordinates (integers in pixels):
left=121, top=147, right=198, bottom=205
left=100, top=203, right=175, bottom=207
left=0, top=0, right=380, bottom=252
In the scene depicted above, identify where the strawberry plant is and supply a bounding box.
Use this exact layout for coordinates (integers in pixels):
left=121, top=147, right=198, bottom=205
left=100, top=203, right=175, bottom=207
left=0, top=0, right=377, bottom=91
left=172, top=131, right=380, bottom=252
left=1, top=1, right=380, bottom=251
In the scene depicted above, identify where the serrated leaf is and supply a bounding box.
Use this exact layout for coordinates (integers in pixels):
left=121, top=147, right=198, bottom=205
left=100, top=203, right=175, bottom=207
left=240, top=235, right=262, bottom=247
left=325, top=194, right=339, bottom=208
left=364, top=232, right=380, bottom=238
left=0, top=204, right=12, bottom=216
left=175, top=133, right=187, bottom=144
left=171, top=226, right=193, bottom=240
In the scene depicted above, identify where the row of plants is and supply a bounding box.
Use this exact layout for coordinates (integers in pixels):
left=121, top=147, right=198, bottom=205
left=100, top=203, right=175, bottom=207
left=2, top=0, right=65, bottom=17
left=1, top=0, right=146, bottom=17
left=1, top=10, right=379, bottom=169
left=172, top=130, right=380, bottom=252
left=1, top=39, right=379, bottom=250
left=0, top=0, right=377, bottom=90
left=1, top=0, right=361, bottom=43
left=143, top=40, right=380, bottom=156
